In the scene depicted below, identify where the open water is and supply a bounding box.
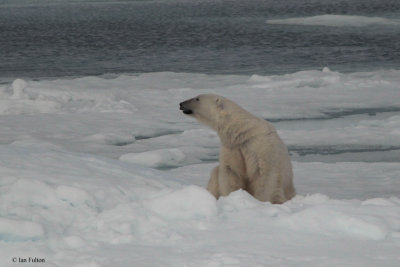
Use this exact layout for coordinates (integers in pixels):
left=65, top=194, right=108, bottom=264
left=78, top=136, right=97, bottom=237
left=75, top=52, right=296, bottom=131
left=1, top=0, right=400, bottom=79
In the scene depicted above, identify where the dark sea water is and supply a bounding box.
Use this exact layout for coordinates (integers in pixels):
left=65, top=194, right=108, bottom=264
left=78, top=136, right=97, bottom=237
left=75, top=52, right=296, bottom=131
left=1, top=0, right=400, bottom=79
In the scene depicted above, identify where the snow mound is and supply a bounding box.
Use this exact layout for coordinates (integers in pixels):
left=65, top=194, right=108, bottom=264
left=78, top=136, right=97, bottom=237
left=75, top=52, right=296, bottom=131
left=282, top=202, right=389, bottom=240
left=0, top=77, right=137, bottom=115
left=120, top=148, right=186, bottom=168
left=267, top=15, right=400, bottom=27
left=10, top=78, right=28, bottom=99
left=56, top=185, right=96, bottom=207
left=146, top=186, right=217, bottom=220
left=0, top=218, right=44, bottom=242
left=218, top=189, right=263, bottom=212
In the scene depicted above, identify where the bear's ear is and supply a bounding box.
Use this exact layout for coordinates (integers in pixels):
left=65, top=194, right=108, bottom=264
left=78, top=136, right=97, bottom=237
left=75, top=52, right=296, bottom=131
left=216, top=98, right=224, bottom=110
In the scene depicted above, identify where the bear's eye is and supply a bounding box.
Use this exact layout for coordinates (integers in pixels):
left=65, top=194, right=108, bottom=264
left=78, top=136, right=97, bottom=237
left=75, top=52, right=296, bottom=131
left=195, top=97, right=199, bottom=101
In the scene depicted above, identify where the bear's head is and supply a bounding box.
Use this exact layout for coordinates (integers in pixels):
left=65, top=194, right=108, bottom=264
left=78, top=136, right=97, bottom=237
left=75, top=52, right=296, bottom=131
left=179, top=94, right=225, bottom=131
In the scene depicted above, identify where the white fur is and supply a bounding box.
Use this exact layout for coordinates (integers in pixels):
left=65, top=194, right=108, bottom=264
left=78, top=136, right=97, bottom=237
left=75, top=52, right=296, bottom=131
left=180, top=94, right=295, bottom=203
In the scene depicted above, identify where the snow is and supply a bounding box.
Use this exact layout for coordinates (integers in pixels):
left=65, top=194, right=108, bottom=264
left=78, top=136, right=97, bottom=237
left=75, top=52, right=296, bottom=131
left=120, top=148, right=186, bottom=169
left=0, top=69, right=399, bottom=266
left=266, top=15, right=400, bottom=27
left=0, top=218, right=44, bottom=242
left=145, top=186, right=217, bottom=220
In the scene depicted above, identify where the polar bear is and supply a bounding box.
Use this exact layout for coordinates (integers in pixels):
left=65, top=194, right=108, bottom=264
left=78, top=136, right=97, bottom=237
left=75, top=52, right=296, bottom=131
left=179, top=94, right=295, bottom=203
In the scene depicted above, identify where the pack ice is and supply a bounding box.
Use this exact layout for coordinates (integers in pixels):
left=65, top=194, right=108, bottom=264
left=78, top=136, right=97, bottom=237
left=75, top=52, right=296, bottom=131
left=0, top=70, right=399, bottom=266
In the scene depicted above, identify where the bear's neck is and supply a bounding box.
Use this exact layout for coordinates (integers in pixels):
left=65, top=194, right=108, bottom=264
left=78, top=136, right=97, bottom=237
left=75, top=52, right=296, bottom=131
left=217, top=112, right=260, bottom=148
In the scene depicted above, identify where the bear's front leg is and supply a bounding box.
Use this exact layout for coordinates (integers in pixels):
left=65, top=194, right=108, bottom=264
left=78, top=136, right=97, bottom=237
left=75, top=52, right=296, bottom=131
left=207, top=165, right=220, bottom=199
left=217, top=164, right=244, bottom=197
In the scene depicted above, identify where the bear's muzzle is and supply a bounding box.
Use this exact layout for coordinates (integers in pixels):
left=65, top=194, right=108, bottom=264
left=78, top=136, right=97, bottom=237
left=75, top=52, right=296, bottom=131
left=179, top=100, right=193, bottom=115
